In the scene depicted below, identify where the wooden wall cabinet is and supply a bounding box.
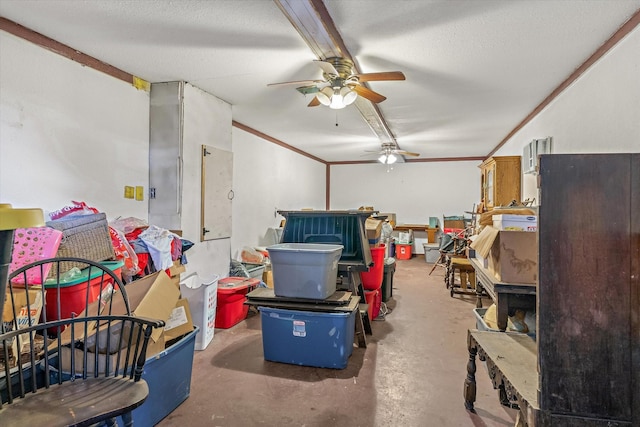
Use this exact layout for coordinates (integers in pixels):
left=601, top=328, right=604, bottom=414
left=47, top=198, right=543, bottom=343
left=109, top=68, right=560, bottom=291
left=537, top=153, right=639, bottom=425
left=479, top=156, right=521, bottom=209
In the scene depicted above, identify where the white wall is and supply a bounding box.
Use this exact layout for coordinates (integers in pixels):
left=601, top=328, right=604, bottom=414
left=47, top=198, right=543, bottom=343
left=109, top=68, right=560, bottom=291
left=231, top=127, right=326, bottom=256
left=0, top=30, right=328, bottom=280
left=0, top=31, right=149, bottom=219
left=494, top=27, right=640, bottom=201
left=330, top=161, right=480, bottom=223
left=178, top=83, right=233, bottom=281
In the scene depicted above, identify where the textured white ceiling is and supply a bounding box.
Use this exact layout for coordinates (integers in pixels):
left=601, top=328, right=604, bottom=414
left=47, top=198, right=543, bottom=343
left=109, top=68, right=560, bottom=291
left=1, top=0, right=638, bottom=162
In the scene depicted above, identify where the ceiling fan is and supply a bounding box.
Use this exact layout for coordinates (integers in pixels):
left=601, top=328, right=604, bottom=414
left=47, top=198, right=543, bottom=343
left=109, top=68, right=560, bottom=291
left=267, top=57, right=405, bottom=109
left=365, top=143, right=420, bottom=164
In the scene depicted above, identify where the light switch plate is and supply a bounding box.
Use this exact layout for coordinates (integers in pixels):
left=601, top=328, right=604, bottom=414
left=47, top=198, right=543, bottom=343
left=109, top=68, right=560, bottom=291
left=124, top=186, right=135, bottom=199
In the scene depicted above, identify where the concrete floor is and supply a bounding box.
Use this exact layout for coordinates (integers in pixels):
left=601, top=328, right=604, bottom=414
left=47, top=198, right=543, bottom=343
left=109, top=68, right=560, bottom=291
left=159, top=256, right=517, bottom=427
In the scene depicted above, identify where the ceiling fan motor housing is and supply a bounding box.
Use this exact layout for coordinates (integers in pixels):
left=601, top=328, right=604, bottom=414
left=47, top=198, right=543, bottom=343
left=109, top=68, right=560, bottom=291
left=322, top=57, right=355, bottom=80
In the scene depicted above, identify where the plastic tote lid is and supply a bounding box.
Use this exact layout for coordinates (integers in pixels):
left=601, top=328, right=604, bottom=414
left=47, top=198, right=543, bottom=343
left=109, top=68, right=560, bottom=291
left=180, top=273, right=220, bottom=290
left=218, top=277, right=260, bottom=293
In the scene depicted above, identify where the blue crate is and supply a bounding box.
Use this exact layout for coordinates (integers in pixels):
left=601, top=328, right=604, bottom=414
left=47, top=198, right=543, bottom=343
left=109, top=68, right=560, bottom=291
left=259, top=306, right=356, bottom=369
left=47, top=327, right=198, bottom=426
left=118, top=326, right=198, bottom=426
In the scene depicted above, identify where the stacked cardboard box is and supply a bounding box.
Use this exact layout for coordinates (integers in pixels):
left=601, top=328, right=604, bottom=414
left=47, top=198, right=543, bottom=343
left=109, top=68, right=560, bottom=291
left=470, top=226, right=537, bottom=284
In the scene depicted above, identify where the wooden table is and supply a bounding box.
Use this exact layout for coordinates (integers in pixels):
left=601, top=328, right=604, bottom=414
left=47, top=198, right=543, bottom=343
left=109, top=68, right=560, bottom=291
left=393, top=224, right=428, bottom=232
left=464, top=330, right=539, bottom=426
left=469, top=258, right=536, bottom=331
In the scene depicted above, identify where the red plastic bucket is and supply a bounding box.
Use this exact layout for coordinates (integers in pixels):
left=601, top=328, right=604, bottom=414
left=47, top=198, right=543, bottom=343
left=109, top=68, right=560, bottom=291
left=360, top=244, right=385, bottom=290
left=364, top=288, right=381, bottom=320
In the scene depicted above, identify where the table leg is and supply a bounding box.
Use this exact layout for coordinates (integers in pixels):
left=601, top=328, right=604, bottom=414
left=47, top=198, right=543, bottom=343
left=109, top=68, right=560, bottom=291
left=476, top=282, right=484, bottom=309
left=496, top=294, right=509, bottom=331
left=464, top=341, right=478, bottom=411
left=354, top=307, right=367, bottom=348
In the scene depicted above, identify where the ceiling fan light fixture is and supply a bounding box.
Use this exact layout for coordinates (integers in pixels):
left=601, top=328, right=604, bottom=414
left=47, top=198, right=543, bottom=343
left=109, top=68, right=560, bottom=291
left=341, top=87, right=357, bottom=105
left=378, top=153, right=398, bottom=164
left=316, top=87, right=332, bottom=106
left=329, top=88, right=346, bottom=109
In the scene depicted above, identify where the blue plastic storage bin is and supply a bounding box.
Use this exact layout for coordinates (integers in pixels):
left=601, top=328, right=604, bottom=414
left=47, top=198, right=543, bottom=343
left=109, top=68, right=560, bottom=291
left=46, top=327, right=198, bottom=426
left=259, top=306, right=356, bottom=369
left=118, top=326, right=198, bottom=426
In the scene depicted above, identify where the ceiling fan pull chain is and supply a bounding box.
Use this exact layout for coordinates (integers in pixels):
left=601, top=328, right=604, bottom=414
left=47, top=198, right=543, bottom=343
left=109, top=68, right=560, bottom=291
left=335, top=112, right=339, bottom=127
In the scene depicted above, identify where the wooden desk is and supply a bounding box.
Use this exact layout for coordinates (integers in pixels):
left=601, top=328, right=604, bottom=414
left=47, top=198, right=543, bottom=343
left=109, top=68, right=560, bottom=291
left=469, top=258, right=536, bottom=331
left=464, top=330, right=539, bottom=426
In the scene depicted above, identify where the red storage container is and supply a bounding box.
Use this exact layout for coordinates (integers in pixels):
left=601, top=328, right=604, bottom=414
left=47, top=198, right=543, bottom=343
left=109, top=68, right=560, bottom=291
left=360, top=243, right=385, bottom=290
left=395, top=243, right=413, bottom=260
left=215, top=277, right=260, bottom=329
left=43, top=261, right=123, bottom=324
left=364, top=288, right=381, bottom=320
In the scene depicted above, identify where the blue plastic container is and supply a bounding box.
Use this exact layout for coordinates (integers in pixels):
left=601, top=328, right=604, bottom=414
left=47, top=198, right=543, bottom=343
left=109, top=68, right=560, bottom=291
left=118, top=326, right=198, bottom=426
left=46, top=327, right=198, bottom=426
left=259, top=306, right=356, bottom=369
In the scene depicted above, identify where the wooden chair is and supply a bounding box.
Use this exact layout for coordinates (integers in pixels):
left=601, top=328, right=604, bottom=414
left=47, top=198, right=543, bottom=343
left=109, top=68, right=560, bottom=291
left=1, top=257, right=164, bottom=427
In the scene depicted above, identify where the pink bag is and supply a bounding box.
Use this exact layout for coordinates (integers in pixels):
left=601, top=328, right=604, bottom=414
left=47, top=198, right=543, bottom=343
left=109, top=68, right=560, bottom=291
left=10, top=227, right=63, bottom=284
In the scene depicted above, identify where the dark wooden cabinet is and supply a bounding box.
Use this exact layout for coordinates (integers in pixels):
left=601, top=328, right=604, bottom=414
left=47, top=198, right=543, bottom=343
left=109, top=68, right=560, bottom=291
left=537, top=153, right=639, bottom=425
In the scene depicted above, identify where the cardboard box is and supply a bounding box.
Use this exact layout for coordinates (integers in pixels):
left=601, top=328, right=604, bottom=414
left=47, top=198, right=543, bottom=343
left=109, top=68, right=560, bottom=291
left=365, top=217, right=383, bottom=240
left=168, top=260, right=186, bottom=288
left=109, top=271, right=180, bottom=355
left=470, top=226, right=537, bottom=284
left=262, top=268, right=273, bottom=288
left=164, top=298, right=194, bottom=342
left=492, top=214, right=537, bottom=231
left=397, top=231, right=413, bottom=244
left=1, top=288, right=44, bottom=367
left=54, top=271, right=180, bottom=357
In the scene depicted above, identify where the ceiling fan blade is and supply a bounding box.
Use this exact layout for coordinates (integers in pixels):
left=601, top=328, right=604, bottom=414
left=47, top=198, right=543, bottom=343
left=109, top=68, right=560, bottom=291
left=397, top=150, right=420, bottom=157
left=354, top=71, right=406, bottom=82
left=296, top=85, right=320, bottom=95
left=267, top=79, right=323, bottom=87
left=314, top=60, right=339, bottom=76
left=352, top=85, right=387, bottom=103
left=307, top=97, right=321, bottom=107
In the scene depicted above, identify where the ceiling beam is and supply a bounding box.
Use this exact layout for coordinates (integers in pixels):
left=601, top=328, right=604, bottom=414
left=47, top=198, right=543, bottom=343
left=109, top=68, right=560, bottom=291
left=274, top=0, right=399, bottom=148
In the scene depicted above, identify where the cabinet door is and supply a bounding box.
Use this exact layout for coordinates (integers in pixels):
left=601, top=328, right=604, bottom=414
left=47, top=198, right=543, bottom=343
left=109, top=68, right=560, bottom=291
left=538, top=154, right=636, bottom=421
left=201, top=145, right=233, bottom=241
left=486, top=164, right=495, bottom=206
